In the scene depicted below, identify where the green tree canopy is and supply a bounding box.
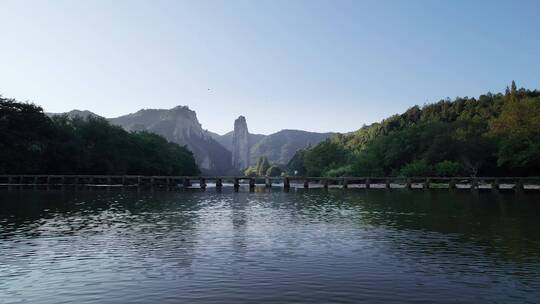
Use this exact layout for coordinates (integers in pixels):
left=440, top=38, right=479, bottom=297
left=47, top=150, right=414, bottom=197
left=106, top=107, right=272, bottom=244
left=244, top=167, right=258, bottom=177
left=0, top=96, right=199, bottom=175
left=266, top=166, right=283, bottom=177
left=289, top=84, right=540, bottom=177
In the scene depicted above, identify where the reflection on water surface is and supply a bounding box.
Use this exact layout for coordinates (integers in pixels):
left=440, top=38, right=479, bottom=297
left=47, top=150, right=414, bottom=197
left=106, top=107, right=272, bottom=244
left=1, top=189, right=539, bottom=303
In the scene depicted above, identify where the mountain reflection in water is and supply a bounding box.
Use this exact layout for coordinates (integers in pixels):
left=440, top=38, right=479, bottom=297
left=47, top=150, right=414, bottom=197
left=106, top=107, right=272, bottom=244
left=1, top=189, right=539, bottom=304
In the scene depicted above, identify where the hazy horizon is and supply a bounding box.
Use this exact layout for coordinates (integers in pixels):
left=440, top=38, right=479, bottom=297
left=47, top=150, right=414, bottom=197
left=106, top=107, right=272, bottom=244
left=1, top=0, right=539, bottom=134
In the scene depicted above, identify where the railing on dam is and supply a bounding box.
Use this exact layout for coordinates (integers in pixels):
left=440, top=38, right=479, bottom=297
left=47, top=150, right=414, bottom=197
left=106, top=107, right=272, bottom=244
left=1, top=175, right=540, bottom=192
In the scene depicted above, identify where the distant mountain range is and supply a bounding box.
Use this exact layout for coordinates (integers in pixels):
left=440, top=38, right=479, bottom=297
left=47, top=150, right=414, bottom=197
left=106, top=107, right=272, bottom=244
left=48, top=107, right=333, bottom=175
left=210, top=129, right=332, bottom=165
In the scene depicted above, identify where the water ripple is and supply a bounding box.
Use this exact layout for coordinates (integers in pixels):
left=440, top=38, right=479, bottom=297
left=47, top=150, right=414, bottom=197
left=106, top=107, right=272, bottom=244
left=0, top=189, right=539, bottom=303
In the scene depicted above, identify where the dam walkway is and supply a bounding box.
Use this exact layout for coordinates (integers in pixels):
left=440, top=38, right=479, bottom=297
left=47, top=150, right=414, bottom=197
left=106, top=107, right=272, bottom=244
left=1, top=175, right=539, bottom=192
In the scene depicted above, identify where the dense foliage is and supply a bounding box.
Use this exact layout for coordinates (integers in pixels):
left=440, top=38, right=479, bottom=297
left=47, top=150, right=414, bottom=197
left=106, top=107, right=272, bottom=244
left=288, top=83, right=540, bottom=177
left=244, top=156, right=283, bottom=177
left=0, top=97, right=200, bottom=175
left=266, top=165, right=283, bottom=177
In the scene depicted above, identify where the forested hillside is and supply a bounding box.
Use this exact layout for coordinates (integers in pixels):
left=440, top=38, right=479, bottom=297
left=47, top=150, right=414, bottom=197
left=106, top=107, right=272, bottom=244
left=0, top=97, right=199, bottom=175
left=288, top=82, right=540, bottom=177
left=249, top=130, right=333, bottom=165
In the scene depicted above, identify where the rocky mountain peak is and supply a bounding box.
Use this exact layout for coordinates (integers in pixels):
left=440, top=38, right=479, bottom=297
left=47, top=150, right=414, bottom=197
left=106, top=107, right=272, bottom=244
left=108, top=106, right=232, bottom=175
left=166, top=106, right=197, bottom=120
left=232, top=116, right=250, bottom=170
left=234, top=115, right=247, bottom=127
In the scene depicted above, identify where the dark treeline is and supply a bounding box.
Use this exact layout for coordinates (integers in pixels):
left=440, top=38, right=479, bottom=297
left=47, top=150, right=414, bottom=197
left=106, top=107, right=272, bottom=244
left=0, top=97, right=199, bottom=175
left=288, top=82, right=540, bottom=177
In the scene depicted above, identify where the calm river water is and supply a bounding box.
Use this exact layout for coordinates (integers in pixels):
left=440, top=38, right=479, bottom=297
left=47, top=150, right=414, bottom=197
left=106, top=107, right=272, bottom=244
left=1, top=188, right=539, bottom=303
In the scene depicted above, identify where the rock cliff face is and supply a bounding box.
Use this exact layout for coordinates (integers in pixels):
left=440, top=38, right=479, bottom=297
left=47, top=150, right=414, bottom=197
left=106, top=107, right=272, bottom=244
left=231, top=116, right=250, bottom=170
left=210, top=131, right=265, bottom=153
left=50, top=107, right=333, bottom=174
left=215, top=118, right=333, bottom=167
left=109, top=106, right=232, bottom=175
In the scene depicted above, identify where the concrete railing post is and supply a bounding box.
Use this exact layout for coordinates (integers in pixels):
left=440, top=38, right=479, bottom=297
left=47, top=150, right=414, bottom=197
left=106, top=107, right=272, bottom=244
left=515, top=178, right=524, bottom=192
left=183, top=178, right=190, bottom=188
left=493, top=179, right=499, bottom=191
left=200, top=178, right=207, bottom=189
left=471, top=178, right=478, bottom=191
left=216, top=178, right=223, bottom=188
left=449, top=178, right=456, bottom=189
left=283, top=177, right=290, bottom=189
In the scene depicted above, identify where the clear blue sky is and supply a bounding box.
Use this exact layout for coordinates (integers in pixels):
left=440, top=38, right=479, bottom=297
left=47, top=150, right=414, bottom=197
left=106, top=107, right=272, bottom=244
left=1, top=0, right=539, bottom=134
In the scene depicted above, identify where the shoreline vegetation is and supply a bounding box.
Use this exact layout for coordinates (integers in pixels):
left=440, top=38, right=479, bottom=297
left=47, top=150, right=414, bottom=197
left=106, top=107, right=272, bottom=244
left=287, top=82, right=540, bottom=178
left=2, top=82, right=539, bottom=179
left=0, top=97, right=199, bottom=176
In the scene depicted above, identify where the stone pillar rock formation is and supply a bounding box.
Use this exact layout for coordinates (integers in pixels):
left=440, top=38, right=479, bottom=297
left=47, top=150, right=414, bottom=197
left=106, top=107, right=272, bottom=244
left=232, top=116, right=250, bottom=170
